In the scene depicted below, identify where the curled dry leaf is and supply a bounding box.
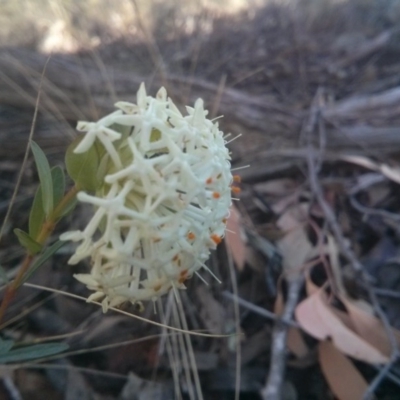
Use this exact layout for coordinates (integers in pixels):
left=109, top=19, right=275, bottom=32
left=225, top=205, right=246, bottom=271
left=341, top=154, right=400, bottom=185
left=324, top=235, right=400, bottom=358
left=318, top=340, right=371, bottom=400
left=379, top=164, right=400, bottom=185
left=276, top=203, right=313, bottom=273
left=295, top=288, right=389, bottom=364
left=340, top=296, right=400, bottom=357
left=340, top=155, right=379, bottom=170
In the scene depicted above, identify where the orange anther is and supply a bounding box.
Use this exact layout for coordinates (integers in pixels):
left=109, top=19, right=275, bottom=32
left=187, top=232, right=196, bottom=240
left=231, top=186, right=241, bottom=194
left=233, top=175, right=241, bottom=182
left=212, top=192, right=221, bottom=199
left=206, top=177, right=213, bottom=184
left=211, top=234, right=222, bottom=245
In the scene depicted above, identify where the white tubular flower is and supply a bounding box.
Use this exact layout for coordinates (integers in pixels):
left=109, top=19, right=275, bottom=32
left=61, top=83, right=234, bottom=312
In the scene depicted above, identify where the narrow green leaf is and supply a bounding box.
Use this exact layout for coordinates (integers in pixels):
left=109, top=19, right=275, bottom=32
left=14, top=229, right=42, bottom=254
left=29, top=168, right=66, bottom=239
left=0, top=265, right=9, bottom=284
left=0, top=338, right=14, bottom=354
left=29, top=184, right=45, bottom=240
left=65, top=137, right=101, bottom=192
left=51, top=166, right=65, bottom=207
left=31, top=141, right=53, bottom=217
left=0, top=342, right=68, bottom=363
left=21, top=240, right=66, bottom=284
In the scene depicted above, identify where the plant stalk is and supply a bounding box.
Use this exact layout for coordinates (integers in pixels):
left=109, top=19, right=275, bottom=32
left=0, top=185, right=80, bottom=324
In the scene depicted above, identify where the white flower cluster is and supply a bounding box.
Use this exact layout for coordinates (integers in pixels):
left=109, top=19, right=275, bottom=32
left=61, top=84, right=234, bottom=311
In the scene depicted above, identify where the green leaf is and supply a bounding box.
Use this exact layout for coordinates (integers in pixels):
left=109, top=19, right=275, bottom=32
left=0, top=265, right=9, bottom=285
left=21, top=240, right=66, bottom=285
left=51, top=166, right=65, bottom=207
left=65, top=137, right=102, bottom=192
left=0, top=342, right=68, bottom=364
left=31, top=141, right=53, bottom=217
left=0, top=338, right=14, bottom=354
left=29, top=184, right=45, bottom=240
left=14, top=229, right=42, bottom=255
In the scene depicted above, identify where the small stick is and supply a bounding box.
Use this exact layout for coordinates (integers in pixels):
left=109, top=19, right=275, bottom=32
left=306, top=92, right=400, bottom=399
left=260, top=275, right=303, bottom=400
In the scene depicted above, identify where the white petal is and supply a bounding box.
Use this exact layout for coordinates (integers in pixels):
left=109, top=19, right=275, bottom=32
left=156, top=87, right=167, bottom=101
left=74, top=273, right=99, bottom=287
left=137, top=83, right=147, bottom=109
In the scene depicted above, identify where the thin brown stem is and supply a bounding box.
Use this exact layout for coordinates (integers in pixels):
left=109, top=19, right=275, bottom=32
left=0, top=254, right=34, bottom=324
left=0, top=184, right=80, bottom=324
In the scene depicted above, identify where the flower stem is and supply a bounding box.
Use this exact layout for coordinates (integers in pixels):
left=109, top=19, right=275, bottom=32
left=0, top=184, right=80, bottom=324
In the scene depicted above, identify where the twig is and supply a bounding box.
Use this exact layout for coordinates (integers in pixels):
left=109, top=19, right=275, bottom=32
left=305, top=97, right=400, bottom=400
left=332, top=29, right=393, bottom=69
left=260, top=275, right=303, bottom=400
left=259, top=91, right=322, bottom=400
left=349, top=196, right=400, bottom=223
left=374, top=288, right=400, bottom=300
left=2, top=376, right=22, bottom=400
left=372, top=365, right=400, bottom=388
left=323, top=86, right=400, bottom=120
left=366, top=362, right=395, bottom=399
left=222, top=291, right=299, bottom=328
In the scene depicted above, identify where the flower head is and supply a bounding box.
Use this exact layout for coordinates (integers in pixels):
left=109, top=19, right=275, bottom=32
left=61, top=84, right=232, bottom=311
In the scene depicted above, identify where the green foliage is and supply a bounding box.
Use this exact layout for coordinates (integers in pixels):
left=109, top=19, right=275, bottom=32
left=29, top=184, right=45, bottom=240
left=13, top=229, right=42, bottom=255
left=65, top=136, right=102, bottom=192
left=0, top=339, right=14, bottom=355
left=51, top=166, right=66, bottom=207
left=0, top=265, right=9, bottom=284
left=31, top=141, right=53, bottom=218
left=0, top=337, right=68, bottom=364
left=22, top=143, right=76, bottom=284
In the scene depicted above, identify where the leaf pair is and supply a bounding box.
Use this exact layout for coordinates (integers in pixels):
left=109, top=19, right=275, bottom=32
left=30, top=141, right=70, bottom=240
left=14, top=142, right=75, bottom=255
left=12, top=142, right=71, bottom=285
